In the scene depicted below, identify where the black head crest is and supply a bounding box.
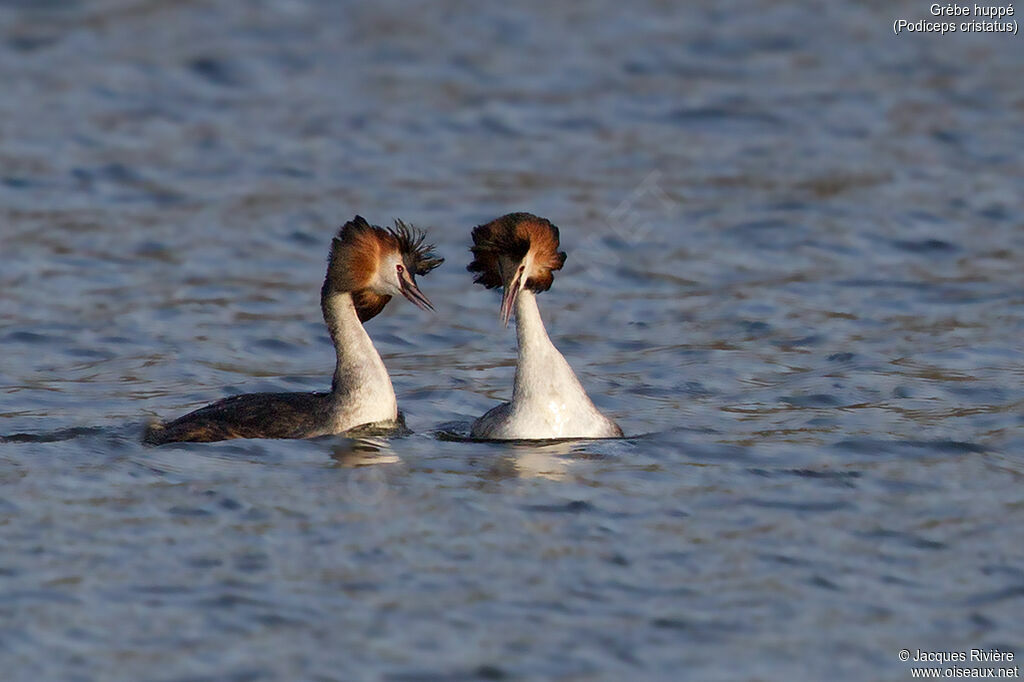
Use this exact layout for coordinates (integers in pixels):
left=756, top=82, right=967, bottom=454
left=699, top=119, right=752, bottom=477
left=389, top=219, right=444, bottom=276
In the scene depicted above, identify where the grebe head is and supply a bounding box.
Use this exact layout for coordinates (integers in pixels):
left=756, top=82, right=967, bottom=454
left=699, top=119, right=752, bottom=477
left=326, top=216, right=443, bottom=321
left=467, top=212, right=567, bottom=327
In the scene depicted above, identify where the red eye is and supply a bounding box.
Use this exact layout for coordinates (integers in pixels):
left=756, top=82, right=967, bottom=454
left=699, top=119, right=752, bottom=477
left=396, top=264, right=404, bottom=273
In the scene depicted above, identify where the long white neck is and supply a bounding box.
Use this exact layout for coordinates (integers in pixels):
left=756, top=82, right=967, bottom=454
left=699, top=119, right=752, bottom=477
left=320, top=291, right=398, bottom=426
left=471, top=288, right=622, bottom=440
left=512, top=290, right=590, bottom=404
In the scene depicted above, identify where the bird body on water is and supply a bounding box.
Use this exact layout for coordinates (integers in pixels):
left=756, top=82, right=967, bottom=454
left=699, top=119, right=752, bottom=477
left=144, top=216, right=442, bottom=445
left=468, top=213, right=622, bottom=440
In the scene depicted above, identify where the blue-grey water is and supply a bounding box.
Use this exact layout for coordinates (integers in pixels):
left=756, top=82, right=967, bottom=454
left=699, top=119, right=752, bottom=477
left=2, top=1, right=1023, bottom=680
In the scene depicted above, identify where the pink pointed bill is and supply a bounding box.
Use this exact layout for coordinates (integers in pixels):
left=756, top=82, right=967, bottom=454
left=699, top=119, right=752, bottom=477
left=399, top=271, right=434, bottom=311
left=499, top=277, right=522, bottom=327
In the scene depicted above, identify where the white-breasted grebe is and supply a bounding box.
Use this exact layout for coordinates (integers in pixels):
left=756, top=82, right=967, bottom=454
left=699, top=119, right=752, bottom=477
left=467, top=212, right=622, bottom=440
left=144, top=216, right=443, bottom=444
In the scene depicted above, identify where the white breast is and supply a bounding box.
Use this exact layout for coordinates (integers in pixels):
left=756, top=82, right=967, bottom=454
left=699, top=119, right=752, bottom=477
left=472, top=291, right=621, bottom=440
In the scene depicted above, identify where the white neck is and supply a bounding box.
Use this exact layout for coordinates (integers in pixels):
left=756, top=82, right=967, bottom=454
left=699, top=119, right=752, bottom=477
left=471, top=290, right=622, bottom=440
left=512, top=290, right=587, bottom=401
left=320, top=292, right=398, bottom=429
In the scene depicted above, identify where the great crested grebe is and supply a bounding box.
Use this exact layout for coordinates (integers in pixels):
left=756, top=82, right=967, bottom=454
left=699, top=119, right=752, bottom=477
left=144, top=216, right=443, bottom=444
left=467, top=212, right=622, bottom=440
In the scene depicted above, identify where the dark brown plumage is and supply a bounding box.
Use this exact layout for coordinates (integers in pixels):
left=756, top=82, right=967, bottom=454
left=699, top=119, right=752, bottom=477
left=143, top=392, right=332, bottom=444
left=467, top=212, right=566, bottom=293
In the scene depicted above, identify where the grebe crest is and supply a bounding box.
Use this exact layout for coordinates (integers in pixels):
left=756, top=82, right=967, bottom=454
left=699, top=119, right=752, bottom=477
left=468, top=212, right=566, bottom=325
left=328, top=216, right=443, bottom=321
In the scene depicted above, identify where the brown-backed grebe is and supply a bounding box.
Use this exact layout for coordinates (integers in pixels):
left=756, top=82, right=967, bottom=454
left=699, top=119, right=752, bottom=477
left=144, top=216, right=443, bottom=444
left=467, top=212, right=622, bottom=440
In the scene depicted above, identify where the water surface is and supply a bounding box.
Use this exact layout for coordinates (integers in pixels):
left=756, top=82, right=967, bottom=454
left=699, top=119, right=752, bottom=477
left=2, top=1, right=1023, bottom=680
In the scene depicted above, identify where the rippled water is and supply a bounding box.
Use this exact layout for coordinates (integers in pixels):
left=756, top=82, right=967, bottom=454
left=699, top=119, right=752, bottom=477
left=2, top=1, right=1023, bottom=680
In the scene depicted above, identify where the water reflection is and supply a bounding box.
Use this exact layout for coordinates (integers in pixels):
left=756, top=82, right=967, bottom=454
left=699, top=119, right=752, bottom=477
left=329, top=436, right=401, bottom=467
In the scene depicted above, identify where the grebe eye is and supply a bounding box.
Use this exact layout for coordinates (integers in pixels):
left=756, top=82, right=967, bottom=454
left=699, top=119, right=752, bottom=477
left=518, top=265, right=525, bottom=273
left=396, top=264, right=404, bottom=273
